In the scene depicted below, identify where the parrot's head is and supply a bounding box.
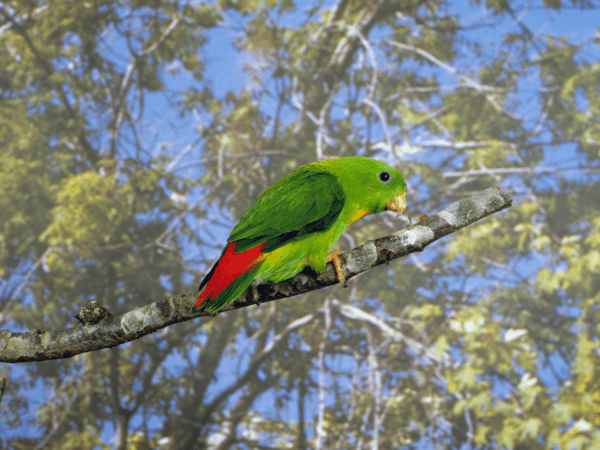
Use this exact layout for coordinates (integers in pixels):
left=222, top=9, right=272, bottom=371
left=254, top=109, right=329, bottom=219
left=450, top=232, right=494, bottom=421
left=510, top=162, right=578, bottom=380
left=322, top=157, right=407, bottom=220
left=368, top=160, right=406, bottom=217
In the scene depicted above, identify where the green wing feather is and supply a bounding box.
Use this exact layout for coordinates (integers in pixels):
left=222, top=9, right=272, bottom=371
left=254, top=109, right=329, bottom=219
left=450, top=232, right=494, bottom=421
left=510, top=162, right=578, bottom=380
left=229, top=167, right=346, bottom=252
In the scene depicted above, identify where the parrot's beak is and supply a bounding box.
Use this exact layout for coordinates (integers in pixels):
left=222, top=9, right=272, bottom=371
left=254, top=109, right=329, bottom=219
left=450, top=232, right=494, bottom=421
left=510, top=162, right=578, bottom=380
left=385, top=190, right=407, bottom=217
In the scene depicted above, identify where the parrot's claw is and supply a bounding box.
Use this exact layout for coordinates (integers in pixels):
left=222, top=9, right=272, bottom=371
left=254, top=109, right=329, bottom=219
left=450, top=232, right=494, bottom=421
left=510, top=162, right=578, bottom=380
left=326, top=250, right=347, bottom=286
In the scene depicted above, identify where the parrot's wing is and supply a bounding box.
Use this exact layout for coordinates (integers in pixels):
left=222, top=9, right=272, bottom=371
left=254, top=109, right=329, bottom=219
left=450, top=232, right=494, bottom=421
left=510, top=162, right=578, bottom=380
left=229, top=169, right=345, bottom=253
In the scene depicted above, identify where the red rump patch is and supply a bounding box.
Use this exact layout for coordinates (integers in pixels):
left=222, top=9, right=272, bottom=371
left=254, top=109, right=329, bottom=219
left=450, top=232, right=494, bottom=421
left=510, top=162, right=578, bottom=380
left=194, top=241, right=266, bottom=309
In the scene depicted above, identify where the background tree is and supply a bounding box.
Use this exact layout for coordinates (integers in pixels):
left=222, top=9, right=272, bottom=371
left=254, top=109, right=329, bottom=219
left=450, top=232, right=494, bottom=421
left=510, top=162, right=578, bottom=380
left=0, top=0, right=599, bottom=449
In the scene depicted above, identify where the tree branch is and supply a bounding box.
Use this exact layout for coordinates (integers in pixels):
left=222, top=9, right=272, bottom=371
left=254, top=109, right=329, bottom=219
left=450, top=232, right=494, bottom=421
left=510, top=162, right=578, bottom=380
left=0, top=187, right=512, bottom=363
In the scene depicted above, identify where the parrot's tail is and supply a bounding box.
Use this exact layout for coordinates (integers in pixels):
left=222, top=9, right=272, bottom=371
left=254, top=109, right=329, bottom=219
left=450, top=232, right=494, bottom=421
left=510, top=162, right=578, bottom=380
left=193, top=242, right=265, bottom=314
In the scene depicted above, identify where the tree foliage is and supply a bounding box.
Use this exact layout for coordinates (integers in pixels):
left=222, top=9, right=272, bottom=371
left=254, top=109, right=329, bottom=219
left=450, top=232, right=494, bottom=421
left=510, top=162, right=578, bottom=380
left=0, top=0, right=599, bottom=449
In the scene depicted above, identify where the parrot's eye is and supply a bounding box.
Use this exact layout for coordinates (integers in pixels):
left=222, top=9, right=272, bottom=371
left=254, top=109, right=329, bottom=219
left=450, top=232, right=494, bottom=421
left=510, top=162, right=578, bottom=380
left=379, top=171, right=392, bottom=183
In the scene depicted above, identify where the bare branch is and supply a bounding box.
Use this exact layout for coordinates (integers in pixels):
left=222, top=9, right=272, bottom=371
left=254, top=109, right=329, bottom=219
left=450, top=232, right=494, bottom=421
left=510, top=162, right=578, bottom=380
left=417, top=140, right=497, bottom=150
left=0, top=4, right=49, bottom=35
left=443, top=166, right=600, bottom=178
left=334, top=302, right=445, bottom=364
left=113, top=16, right=183, bottom=145
left=0, top=247, right=51, bottom=324
left=0, top=187, right=512, bottom=363
left=390, top=41, right=505, bottom=93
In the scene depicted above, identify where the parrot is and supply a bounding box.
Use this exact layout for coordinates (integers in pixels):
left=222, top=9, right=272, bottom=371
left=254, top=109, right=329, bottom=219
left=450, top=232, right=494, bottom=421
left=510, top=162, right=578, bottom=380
left=193, top=157, right=407, bottom=314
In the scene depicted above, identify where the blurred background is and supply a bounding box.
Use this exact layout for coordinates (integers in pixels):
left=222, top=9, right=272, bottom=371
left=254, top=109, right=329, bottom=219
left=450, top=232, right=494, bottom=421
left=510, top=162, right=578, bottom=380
left=1, top=0, right=599, bottom=448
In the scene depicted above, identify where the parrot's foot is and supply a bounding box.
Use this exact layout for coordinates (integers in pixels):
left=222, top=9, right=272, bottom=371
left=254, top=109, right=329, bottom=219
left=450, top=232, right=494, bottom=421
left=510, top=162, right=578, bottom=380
left=325, top=250, right=348, bottom=288
left=250, top=277, right=264, bottom=306
left=252, top=287, right=261, bottom=305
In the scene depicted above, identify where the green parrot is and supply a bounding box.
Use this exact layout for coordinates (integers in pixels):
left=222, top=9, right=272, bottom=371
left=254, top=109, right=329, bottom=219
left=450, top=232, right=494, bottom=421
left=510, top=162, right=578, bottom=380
left=194, top=157, right=407, bottom=314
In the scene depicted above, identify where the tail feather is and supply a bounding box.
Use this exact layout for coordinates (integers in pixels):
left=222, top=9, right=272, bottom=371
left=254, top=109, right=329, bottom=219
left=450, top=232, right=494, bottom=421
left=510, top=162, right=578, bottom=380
left=194, top=241, right=266, bottom=313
